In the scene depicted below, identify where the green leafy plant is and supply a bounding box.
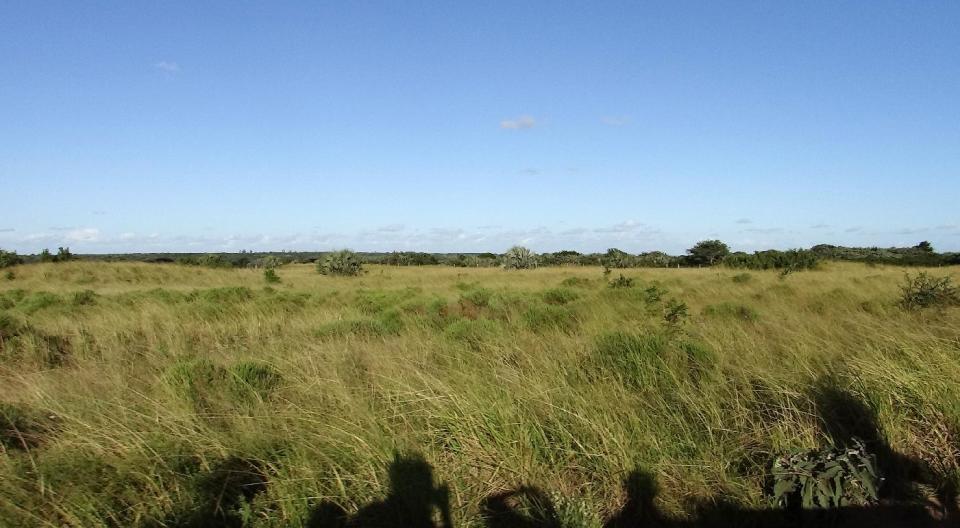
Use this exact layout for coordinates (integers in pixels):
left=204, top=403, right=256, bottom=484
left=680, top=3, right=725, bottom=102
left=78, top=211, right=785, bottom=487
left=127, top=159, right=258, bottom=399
left=772, top=438, right=881, bottom=509
left=608, top=274, right=634, bottom=288
left=502, top=246, right=538, bottom=270
left=663, top=298, right=688, bottom=326
left=899, top=272, right=959, bottom=310
left=549, top=492, right=602, bottom=528
left=317, top=250, right=364, bottom=276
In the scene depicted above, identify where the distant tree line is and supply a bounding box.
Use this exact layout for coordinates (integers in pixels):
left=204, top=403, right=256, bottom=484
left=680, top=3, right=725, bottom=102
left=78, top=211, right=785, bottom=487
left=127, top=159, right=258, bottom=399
left=2, top=241, right=958, bottom=270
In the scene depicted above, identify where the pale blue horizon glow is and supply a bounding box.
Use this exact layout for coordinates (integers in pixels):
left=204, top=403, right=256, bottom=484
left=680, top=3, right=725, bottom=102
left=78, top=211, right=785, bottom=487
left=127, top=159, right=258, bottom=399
left=2, top=1, right=958, bottom=254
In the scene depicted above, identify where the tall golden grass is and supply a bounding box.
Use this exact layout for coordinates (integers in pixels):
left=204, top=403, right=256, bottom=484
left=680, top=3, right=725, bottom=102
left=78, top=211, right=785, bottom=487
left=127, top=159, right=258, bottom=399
left=1, top=261, right=958, bottom=526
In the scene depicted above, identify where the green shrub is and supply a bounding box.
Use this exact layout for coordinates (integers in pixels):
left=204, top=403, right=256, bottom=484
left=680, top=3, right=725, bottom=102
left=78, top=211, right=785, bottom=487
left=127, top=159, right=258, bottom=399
left=732, top=273, right=752, bottom=283
left=608, top=274, right=634, bottom=289
left=4, top=270, right=14, bottom=281
left=197, top=254, right=230, bottom=268
left=899, top=272, right=959, bottom=310
left=773, top=438, right=880, bottom=509
left=318, top=250, right=364, bottom=276
left=725, top=249, right=819, bottom=271
left=263, top=268, right=281, bottom=284
left=502, top=246, right=538, bottom=270
left=642, top=285, right=666, bottom=303
left=663, top=298, right=688, bottom=326
left=541, top=287, right=579, bottom=305
left=703, top=302, right=759, bottom=321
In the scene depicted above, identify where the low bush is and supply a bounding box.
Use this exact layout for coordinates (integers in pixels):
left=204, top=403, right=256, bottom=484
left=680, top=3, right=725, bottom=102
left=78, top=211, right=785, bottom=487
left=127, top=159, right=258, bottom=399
left=608, top=274, right=634, bottom=289
left=0, top=249, right=22, bottom=268
left=502, top=246, right=538, bottom=270
left=318, top=250, right=364, bottom=276
left=732, top=273, right=752, bottom=283
left=228, top=361, right=282, bottom=402
left=772, top=438, right=881, bottom=509
left=899, top=272, right=959, bottom=310
left=560, top=277, right=591, bottom=288
left=71, top=290, right=98, bottom=306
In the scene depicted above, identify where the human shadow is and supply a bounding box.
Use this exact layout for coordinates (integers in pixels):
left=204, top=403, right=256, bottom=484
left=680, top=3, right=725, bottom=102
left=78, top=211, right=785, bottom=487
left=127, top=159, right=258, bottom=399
left=811, top=380, right=958, bottom=517
left=306, top=452, right=453, bottom=528
left=162, top=456, right=269, bottom=528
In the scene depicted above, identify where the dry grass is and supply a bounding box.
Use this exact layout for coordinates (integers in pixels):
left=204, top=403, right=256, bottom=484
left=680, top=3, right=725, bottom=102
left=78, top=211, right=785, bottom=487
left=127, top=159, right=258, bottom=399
left=1, top=261, right=958, bottom=526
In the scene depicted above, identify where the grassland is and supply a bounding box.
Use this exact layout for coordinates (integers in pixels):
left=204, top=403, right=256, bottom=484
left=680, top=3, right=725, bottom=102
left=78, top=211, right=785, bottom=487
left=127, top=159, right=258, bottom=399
left=1, top=261, right=959, bottom=527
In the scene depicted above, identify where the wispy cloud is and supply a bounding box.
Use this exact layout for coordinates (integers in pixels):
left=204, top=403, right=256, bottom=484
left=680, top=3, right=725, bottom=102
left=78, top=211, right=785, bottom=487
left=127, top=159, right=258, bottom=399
left=600, top=115, right=630, bottom=126
left=376, top=224, right=405, bottom=233
left=742, top=227, right=784, bottom=234
left=154, top=61, right=180, bottom=73
left=735, top=218, right=752, bottom=225
left=521, top=168, right=540, bottom=175
left=0, top=228, right=14, bottom=233
left=845, top=226, right=862, bottom=233
left=500, top=115, right=536, bottom=130
left=66, top=228, right=101, bottom=242
left=810, top=223, right=831, bottom=229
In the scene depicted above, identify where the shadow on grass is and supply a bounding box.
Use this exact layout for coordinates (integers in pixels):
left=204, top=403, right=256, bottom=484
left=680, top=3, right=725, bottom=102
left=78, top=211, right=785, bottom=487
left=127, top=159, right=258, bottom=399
left=162, top=456, right=268, bottom=528
left=306, top=452, right=453, bottom=528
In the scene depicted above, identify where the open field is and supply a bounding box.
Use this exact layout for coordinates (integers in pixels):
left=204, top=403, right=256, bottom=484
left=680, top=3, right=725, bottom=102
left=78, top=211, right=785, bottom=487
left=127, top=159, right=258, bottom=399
left=2, top=261, right=959, bottom=527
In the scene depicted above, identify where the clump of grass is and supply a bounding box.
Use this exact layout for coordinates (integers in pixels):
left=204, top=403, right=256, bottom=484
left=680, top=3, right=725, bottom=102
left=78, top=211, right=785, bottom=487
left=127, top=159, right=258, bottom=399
left=71, top=289, right=99, bottom=306
left=316, top=309, right=404, bottom=339
left=228, top=361, right=282, bottom=402
left=899, top=272, right=959, bottom=310
left=4, top=270, right=14, bottom=281
left=460, top=287, right=494, bottom=308
left=550, top=492, right=602, bottom=528
left=193, top=286, right=254, bottom=304
left=732, top=273, right=753, bottom=284
left=163, top=358, right=228, bottom=410
left=590, top=331, right=667, bottom=388
left=703, top=302, right=760, bottom=321
left=443, top=318, right=502, bottom=347
left=560, top=276, right=592, bottom=288
left=542, top=287, right=579, bottom=305
left=522, top=303, right=577, bottom=333
left=18, top=292, right=62, bottom=314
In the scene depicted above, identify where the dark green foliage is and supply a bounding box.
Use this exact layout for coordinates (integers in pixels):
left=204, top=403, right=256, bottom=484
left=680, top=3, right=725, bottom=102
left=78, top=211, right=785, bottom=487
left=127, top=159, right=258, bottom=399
left=38, top=248, right=55, bottom=263
left=703, top=302, right=759, bottom=321
left=541, top=287, right=579, bottom=305
left=724, top=249, right=819, bottom=271
left=811, top=243, right=951, bottom=266
left=4, top=270, right=14, bottom=281
left=0, top=248, right=22, bottom=268
left=0, top=402, right=57, bottom=450
left=602, top=248, right=636, bottom=268
left=355, top=288, right=422, bottom=314
left=686, top=240, right=730, bottom=266
left=263, top=268, right=281, bottom=284
left=772, top=438, right=881, bottom=509
left=382, top=251, right=440, bottom=266
left=318, top=249, right=364, bottom=276
left=898, top=272, right=959, bottom=310
left=167, top=456, right=268, bottom=528
left=608, top=274, right=634, bottom=288
left=732, top=273, right=753, bottom=283
left=642, top=285, right=666, bottom=304
left=56, top=247, right=74, bottom=262
left=71, top=290, right=98, bottom=306
left=197, top=253, right=231, bottom=268
left=521, top=304, right=577, bottom=333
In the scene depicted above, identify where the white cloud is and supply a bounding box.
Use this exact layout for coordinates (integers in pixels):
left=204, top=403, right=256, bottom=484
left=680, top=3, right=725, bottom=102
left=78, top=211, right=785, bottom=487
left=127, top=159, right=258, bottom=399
left=154, top=61, right=180, bottom=73
left=66, top=228, right=101, bottom=242
left=500, top=115, right=536, bottom=130
left=0, top=228, right=14, bottom=233
left=810, top=223, right=831, bottom=229
left=601, top=116, right=630, bottom=126
left=376, top=224, right=406, bottom=233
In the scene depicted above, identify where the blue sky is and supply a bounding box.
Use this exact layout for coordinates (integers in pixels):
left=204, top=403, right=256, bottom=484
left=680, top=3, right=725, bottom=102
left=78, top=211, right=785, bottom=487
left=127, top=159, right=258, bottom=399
left=2, top=1, right=958, bottom=254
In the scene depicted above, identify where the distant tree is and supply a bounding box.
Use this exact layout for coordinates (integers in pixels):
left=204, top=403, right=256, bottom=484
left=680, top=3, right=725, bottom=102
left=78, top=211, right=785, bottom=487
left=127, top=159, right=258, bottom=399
left=38, top=248, right=55, bottom=263
left=56, top=247, right=74, bottom=262
left=915, top=241, right=934, bottom=253
left=502, top=246, right=538, bottom=270
left=687, top=240, right=730, bottom=266
left=0, top=249, right=22, bottom=268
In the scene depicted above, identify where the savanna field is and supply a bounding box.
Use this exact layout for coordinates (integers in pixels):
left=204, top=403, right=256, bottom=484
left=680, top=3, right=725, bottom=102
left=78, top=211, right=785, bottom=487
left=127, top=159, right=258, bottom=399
left=1, top=261, right=959, bottom=527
